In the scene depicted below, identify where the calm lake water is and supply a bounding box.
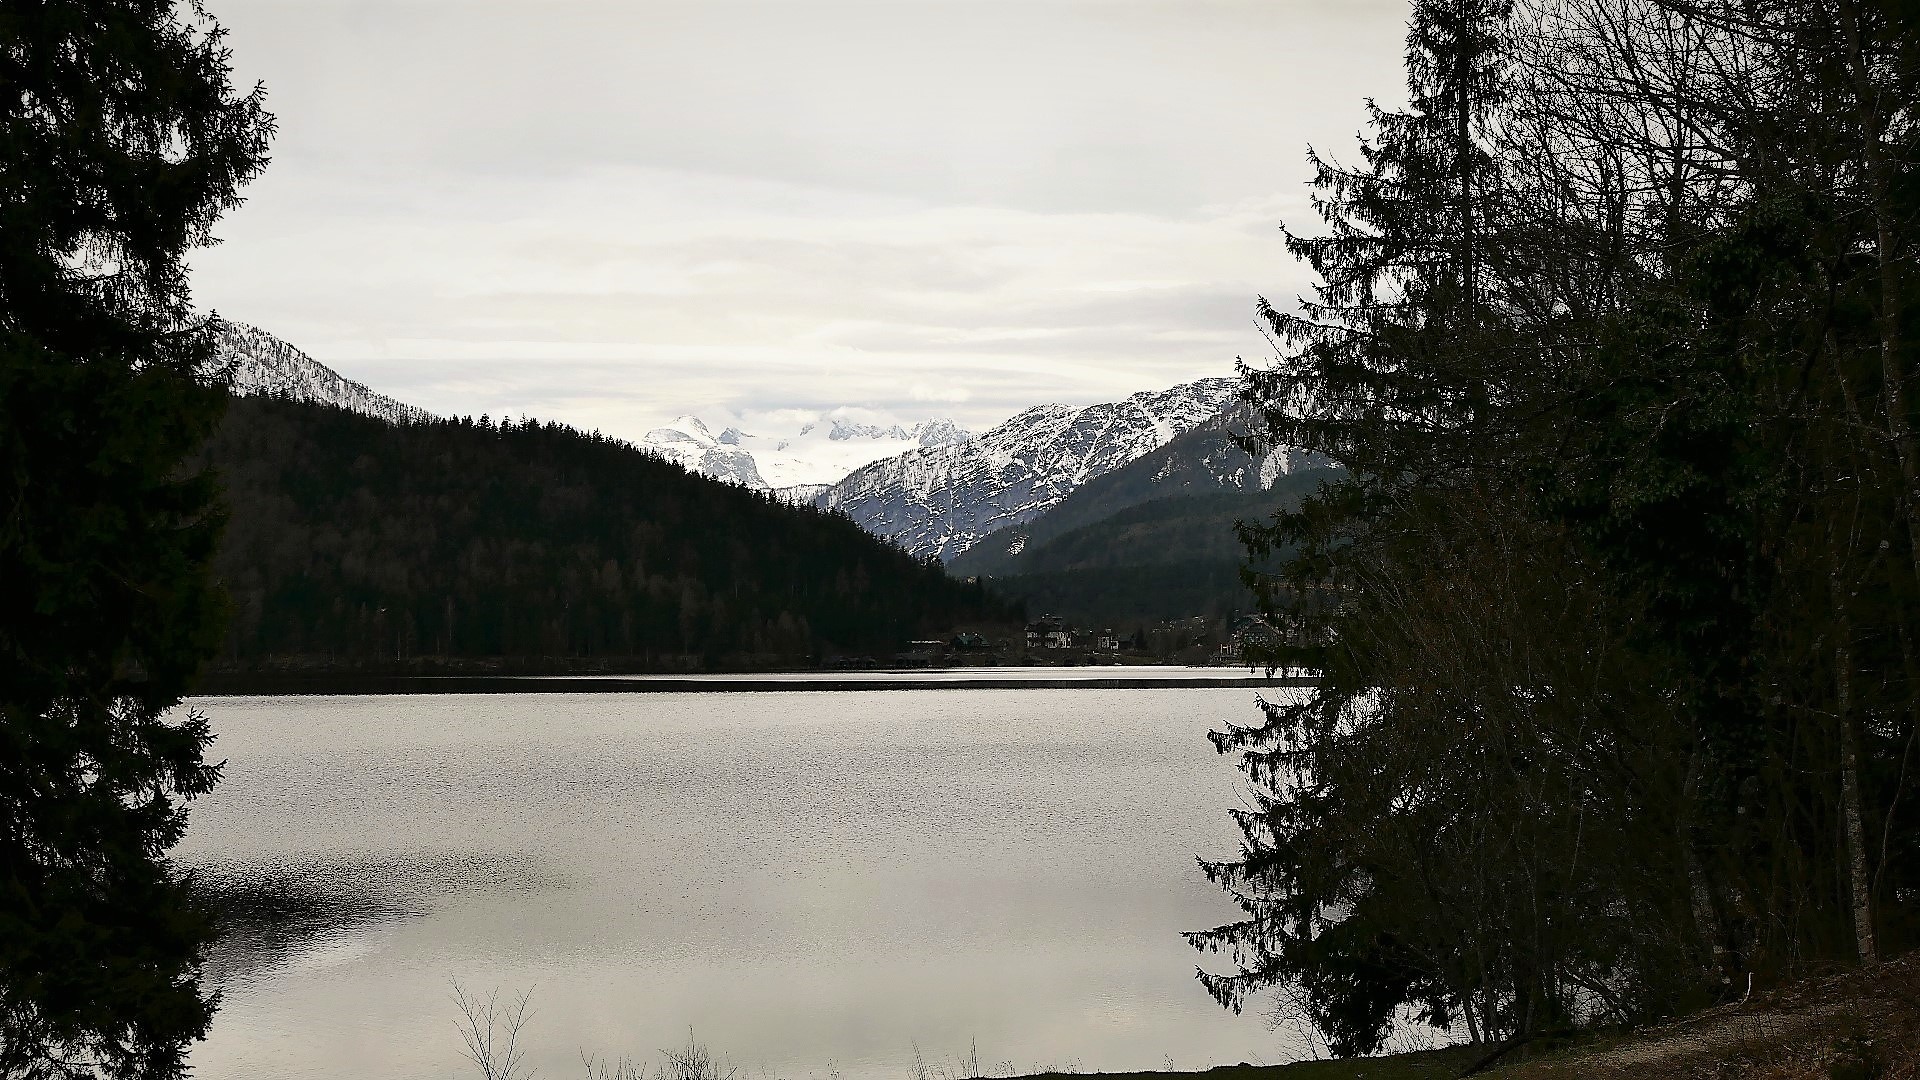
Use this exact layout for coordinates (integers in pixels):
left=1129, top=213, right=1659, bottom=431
left=178, top=682, right=1301, bottom=1080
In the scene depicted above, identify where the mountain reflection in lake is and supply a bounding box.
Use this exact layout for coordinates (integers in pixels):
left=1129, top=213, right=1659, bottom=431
left=178, top=688, right=1297, bottom=1080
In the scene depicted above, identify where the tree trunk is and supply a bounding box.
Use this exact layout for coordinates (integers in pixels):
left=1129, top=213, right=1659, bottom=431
left=1840, top=699, right=1878, bottom=965
left=1839, top=0, right=1920, bottom=618
left=1830, top=563, right=1878, bottom=965
left=1681, top=751, right=1732, bottom=986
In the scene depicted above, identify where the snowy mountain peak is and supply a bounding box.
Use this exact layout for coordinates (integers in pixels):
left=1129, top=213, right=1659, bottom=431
left=911, top=418, right=971, bottom=448
left=828, top=418, right=910, bottom=442
left=641, top=416, right=766, bottom=489
left=661, top=415, right=712, bottom=439
left=642, top=409, right=973, bottom=491
left=817, top=376, right=1241, bottom=561
left=216, top=322, right=433, bottom=425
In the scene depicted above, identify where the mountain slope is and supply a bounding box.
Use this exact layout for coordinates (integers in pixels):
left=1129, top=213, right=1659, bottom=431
left=939, top=405, right=1341, bottom=628
left=817, top=377, right=1242, bottom=561
left=948, top=405, right=1328, bottom=577
left=992, top=475, right=1334, bottom=575
left=216, top=321, right=432, bottom=425
left=207, top=396, right=1015, bottom=671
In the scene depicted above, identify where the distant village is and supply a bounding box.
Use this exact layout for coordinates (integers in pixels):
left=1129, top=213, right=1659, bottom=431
left=863, top=612, right=1286, bottom=669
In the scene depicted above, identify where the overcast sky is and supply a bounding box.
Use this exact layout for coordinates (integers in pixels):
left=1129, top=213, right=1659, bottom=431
left=190, top=0, right=1412, bottom=439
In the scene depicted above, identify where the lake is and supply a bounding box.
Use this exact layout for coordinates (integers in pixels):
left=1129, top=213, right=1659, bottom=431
left=178, top=679, right=1303, bottom=1080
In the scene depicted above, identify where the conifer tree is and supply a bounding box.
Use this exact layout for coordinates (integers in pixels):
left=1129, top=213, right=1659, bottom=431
left=1189, top=0, right=1538, bottom=1054
left=1196, top=0, right=1920, bottom=1055
left=0, top=1, right=271, bottom=1074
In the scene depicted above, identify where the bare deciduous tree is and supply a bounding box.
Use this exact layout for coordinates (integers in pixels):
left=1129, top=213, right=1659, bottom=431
left=451, top=981, right=536, bottom=1080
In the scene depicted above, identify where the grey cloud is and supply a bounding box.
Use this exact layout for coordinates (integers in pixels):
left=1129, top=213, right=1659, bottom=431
left=217, top=0, right=1409, bottom=214
left=195, top=0, right=1409, bottom=432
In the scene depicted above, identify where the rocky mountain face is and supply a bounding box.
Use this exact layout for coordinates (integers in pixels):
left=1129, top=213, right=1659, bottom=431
left=816, top=377, right=1244, bottom=561
left=216, top=322, right=432, bottom=425
left=641, top=412, right=970, bottom=495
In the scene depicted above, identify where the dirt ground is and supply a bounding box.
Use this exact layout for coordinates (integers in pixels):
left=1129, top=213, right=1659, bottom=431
left=1500, top=953, right=1920, bottom=1080
left=1016, top=953, right=1920, bottom=1080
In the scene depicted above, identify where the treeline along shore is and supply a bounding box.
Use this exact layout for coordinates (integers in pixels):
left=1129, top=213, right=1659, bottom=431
left=203, top=395, right=1019, bottom=674
left=191, top=672, right=1313, bottom=695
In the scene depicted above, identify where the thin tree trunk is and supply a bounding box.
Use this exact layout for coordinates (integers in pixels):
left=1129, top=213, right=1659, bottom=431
left=1838, top=1, right=1920, bottom=609
left=1681, top=750, right=1731, bottom=985
left=1458, top=14, right=1477, bottom=321
left=1830, top=563, right=1878, bottom=964
left=1881, top=622, right=1920, bottom=903
left=1840, top=706, right=1878, bottom=964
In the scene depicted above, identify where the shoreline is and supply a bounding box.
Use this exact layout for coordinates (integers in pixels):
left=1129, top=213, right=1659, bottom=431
left=192, top=671, right=1315, bottom=696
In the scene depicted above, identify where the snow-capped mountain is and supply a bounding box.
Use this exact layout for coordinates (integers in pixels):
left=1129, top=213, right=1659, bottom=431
left=945, top=403, right=1334, bottom=577
left=642, top=411, right=970, bottom=493
left=643, top=415, right=770, bottom=488
left=817, top=377, right=1242, bottom=561
left=216, top=322, right=432, bottom=425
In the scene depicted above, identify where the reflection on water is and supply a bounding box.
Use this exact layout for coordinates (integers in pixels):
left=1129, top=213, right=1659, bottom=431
left=197, top=865, right=408, bottom=990
left=197, top=852, right=564, bottom=990
left=178, top=689, right=1297, bottom=1080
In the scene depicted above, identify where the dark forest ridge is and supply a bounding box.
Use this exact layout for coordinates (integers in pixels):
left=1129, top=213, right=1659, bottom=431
left=204, top=395, right=1016, bottom=674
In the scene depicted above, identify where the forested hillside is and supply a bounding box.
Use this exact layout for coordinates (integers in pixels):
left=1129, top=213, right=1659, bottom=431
left=957, top=490, right=1313, bottom=628
left=1191, top=0, right=1920, bottom=1061
left=968, top=562, right=1256, bottom=631
left=1005, top=490, right=1288, bottom=574
left=205, top=397, right=1014, bottom=671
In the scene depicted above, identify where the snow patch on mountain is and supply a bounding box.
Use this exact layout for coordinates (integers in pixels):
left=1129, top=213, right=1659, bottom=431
left=817, top=377, right=1242, bottom=561
left=774, top=483, right=831, bottom=505
left=217, top=322, right=433, bottom=425
left=1260, top=446, right=1308, bottom=489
